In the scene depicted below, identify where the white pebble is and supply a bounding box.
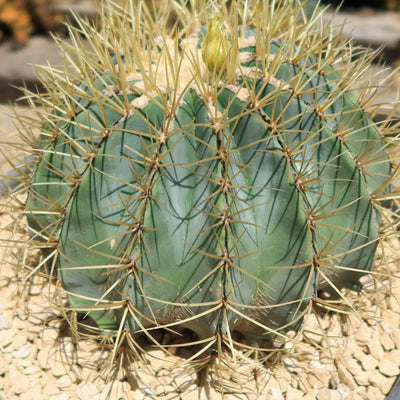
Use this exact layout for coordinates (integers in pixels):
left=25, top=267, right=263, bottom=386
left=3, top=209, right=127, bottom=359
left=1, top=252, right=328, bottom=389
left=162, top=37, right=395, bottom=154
left=76, top=381, right=100, bottom=400
left=23, top=365, right=40, bottom=375
left=269, top=387, right=284, bottom=400
left=379, top=358, right=400, bottom=377
left=55, top=395, right=70, bottom=400
left=12, top=344, right=31, bottom=359
left=316, top=388, right=341, bottom=400
left=0, top=314, right=10, bottom=329
left=56, top=374, right=73, bottom=389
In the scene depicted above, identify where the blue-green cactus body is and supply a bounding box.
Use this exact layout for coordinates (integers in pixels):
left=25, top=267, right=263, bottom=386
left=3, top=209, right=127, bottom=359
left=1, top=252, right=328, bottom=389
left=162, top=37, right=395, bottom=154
left=25, top=20, right=391, bottom=347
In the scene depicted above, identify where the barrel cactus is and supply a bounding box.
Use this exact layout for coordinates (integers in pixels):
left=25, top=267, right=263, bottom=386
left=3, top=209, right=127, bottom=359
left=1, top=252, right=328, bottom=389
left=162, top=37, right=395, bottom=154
left=4, top=0, right=399, bottom=393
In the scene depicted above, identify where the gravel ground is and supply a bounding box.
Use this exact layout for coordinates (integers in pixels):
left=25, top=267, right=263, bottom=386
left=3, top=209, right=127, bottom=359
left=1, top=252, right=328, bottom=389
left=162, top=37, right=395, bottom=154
left=0, top=108, right=400, bottom=400
left=0, top=214, right=399, bottom=400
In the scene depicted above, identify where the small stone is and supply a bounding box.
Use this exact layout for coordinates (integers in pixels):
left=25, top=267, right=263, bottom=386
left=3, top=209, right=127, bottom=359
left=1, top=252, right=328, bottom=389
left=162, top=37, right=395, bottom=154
left=56, top=374, right=74, bottom=389
left=19, top=385, right=47, bottom=400
left=59, top=338, right=74, bottom=358
left=387, top=349, right=400, bottom=364
left=341, top=355, right=363, bottom=377
left=352, top=386, right=367, bottom=399
left=360, top=354, right=378, bottom=371
left=12, top=344, right=31, bottom=359
left=304, top=314, right=323, bottom=344
left=294, top=342, right=316, bottom=361
left=303, top=393, right=318, bottom=400
left=75, top=366, right=95, bottom=382
left=346, top=314, right=362, bottom=331
left=368, top=371, right=394, bottom=392
left=286, top=388, right=304, bottom=400
left=379, top=358, right=399, bottom=377
left=342, top=340, right=363, bottom=358
left=263, top=375, right=281, bottom=393
left=368, top=339, right=385, bottom=361
left=389, top=296, right=400, bottom=313
left=283, top=357, right=298, bottom=372
left=52, top=395, right=70, bottom=400
left=11, top=334, right=27, bottom=351
left=274, top=367, right=290, bottom=392
left=326, top=316, right=341, bottom=338
left=28, top=283, right=44, bottom=296
left=38, top=345, right=70, bottom=377
left=268, top=387, right=284, bottom=400
left=101, top=381, right=132, bottom=399
left=380, top=331, right=395, bottom=351
left=28, top=372, right=44, bottom=385
left=353, top=371, right=370, bottom=386
left=297, top=377, right=313, bottom=394
left=0, top=355, right=5, bottom=375
left=349, top=394, right=365, bottom=400
left=308, top=368, right=330, bottom=390
left=4, top=302, right=18, bottom=314
left=11, top=374, right=30, bottom=394
left=382, top=310, right=400, bottom=331
left=0, top=315, right=10, bottom=330
left=142, top=385, right=157, bottom=398
left=23, top=365, right=40, bottom=375
left=0, top=329, right=15, bottom=348
left=391, top=329, right=400, bottom=349
left=366, top=385, right=382, bottom=399
left=316, top=388, right=341, bottom=400
left=37, top=345, right=51, bottom=370
left=381, top=376, right=397, bottom=394
left=355, top=325, right=373, bottom=346
left=41, top=377, right=59, bottom=396
left=51, top=360, right=70, bottom=378
left=337, top=364, right=357, bottom=390
left=336, top=384, right=350, bottom=400
left=76, top=381, right=100, bottom=400
left=41, top=327, right=59, bottom=342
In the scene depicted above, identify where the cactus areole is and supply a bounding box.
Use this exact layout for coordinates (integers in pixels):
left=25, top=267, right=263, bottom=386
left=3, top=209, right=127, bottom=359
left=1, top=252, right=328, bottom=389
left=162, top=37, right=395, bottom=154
left=25, top=0, right=392, bottom=351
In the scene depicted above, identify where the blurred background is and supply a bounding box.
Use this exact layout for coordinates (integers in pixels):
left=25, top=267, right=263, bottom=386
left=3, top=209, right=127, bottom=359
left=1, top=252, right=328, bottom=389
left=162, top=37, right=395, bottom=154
left=0, top=0, right=399, bottom=114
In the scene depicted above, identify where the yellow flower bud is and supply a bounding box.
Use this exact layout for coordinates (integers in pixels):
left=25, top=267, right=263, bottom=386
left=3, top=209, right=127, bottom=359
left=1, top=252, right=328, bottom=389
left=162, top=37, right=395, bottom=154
left=202, top=14, right=229, bottom=73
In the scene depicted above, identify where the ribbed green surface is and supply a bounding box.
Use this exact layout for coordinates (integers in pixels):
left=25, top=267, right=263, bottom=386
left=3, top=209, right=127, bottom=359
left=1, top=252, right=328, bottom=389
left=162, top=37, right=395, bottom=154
left=26, top=28, right=391, bottom=345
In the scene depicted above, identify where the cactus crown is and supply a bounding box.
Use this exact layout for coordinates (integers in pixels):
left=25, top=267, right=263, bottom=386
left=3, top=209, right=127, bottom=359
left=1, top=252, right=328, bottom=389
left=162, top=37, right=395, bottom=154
left=2, top=0, right=399, bottom=395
